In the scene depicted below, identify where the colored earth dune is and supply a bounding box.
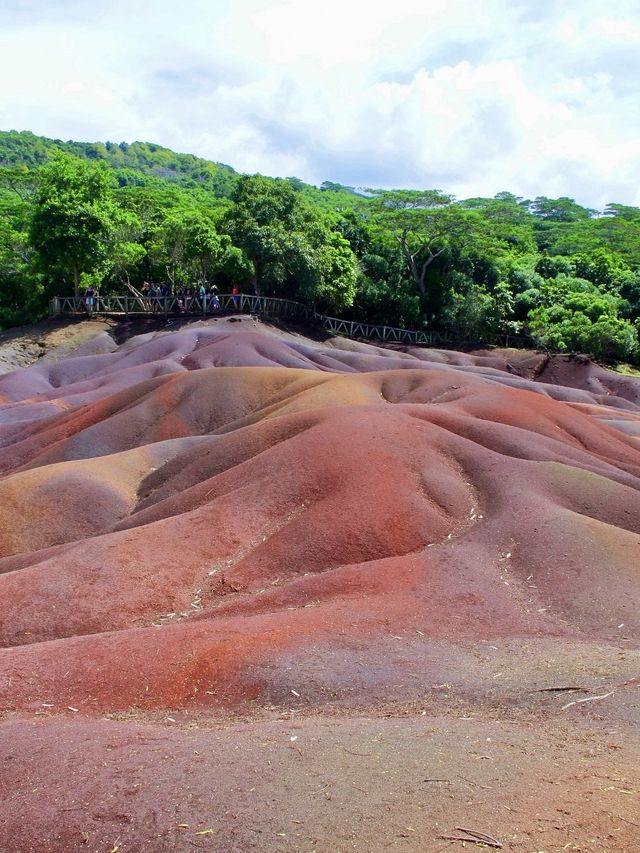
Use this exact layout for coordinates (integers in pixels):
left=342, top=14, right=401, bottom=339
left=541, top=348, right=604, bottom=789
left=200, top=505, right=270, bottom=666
left=0, top=316, right=639, bottom=852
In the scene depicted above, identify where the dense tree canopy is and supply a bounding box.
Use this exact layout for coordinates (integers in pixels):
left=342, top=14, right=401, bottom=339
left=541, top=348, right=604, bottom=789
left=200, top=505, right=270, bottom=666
left=223, top=175, right=357, bottom=308
left=29, top=152, right=123, bottom=296
left=1, top=130, right=640, bottom=364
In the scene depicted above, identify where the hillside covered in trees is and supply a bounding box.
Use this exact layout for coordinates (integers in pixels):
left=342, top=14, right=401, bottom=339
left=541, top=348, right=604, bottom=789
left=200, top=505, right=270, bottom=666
left=1, top=129, right=639, bottom=362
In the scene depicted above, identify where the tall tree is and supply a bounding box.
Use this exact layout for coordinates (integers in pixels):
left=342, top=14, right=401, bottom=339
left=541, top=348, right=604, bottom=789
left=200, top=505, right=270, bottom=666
left=0, top=179, right=41, bottom=325
left=528, top=196, right=596, bottom=222
left=374, top=191, right=480, bottom=296
left=30, top=152, right=121, bottom=296
left=223, top=175, right=358, bottom=308
left=223, top=175, right=300, bottom=296
left=148, top=208, right=231, bottom=288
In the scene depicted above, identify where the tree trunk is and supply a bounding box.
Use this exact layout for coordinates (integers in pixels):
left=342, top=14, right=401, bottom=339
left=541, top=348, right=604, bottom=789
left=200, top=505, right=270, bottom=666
left=417, top=261, right=430, bottom=295
left=251, top=262, right=261, bottom=296
left=73, top=263, right=79, bottom=298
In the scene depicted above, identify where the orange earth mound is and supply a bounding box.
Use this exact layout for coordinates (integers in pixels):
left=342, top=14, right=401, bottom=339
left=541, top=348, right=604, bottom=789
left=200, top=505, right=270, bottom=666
left=0, top=317, right=639, bottom=852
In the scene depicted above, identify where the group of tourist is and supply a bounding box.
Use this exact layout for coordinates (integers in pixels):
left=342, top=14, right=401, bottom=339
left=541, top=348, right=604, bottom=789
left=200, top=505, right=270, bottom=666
left=83, top=283, right=242, bottom=314
left=141, top=282, right=225, bottom=313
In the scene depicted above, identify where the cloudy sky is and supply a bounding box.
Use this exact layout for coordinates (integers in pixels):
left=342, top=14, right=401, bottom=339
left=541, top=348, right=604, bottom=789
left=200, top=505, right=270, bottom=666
left=1, top=0, right=639, bottom=208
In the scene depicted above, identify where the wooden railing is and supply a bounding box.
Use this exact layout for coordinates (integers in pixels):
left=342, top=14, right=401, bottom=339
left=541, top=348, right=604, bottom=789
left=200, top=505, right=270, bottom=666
left=49, top=293, right=312, bottom=322
left=48, top=294, right=536, bottom=350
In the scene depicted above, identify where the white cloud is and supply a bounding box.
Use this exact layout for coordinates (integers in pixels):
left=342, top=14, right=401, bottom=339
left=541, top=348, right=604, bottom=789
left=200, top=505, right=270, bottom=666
left=0, top=0, right=639, bottom=208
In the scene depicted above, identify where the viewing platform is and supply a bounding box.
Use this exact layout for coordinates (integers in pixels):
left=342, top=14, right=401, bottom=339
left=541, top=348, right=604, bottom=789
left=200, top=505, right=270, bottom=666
left=49, top=293, right=534, bottom=350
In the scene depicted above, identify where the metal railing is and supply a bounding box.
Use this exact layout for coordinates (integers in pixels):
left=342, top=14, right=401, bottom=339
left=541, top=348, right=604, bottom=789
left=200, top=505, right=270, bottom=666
left=48, top=293, right=536, bottom=350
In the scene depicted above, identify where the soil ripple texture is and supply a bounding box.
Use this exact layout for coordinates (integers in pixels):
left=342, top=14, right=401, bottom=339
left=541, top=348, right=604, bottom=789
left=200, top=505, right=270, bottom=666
left=0, top=319, right=639, bottom=853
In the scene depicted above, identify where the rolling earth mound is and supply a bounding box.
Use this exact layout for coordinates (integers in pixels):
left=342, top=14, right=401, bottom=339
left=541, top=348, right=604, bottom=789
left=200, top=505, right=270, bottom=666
left=1, top=316, right=639, bottom=852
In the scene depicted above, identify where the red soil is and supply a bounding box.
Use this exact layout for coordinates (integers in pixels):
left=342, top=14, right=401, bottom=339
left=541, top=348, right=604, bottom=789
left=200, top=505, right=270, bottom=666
left=0, top=318, right=638, bottom=851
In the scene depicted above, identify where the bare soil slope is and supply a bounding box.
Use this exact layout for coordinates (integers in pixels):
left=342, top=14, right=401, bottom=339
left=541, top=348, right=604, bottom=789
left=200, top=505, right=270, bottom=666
left=0, top=317, right=638, bottom=852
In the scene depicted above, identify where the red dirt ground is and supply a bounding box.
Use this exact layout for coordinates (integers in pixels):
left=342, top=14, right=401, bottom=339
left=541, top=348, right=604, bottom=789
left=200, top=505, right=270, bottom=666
left=0, top=317, right=638, bottom=852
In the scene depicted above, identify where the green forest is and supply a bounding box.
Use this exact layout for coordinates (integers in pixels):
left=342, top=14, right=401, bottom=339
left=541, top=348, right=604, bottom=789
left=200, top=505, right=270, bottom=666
left=1, top=129, right=640, bottom=362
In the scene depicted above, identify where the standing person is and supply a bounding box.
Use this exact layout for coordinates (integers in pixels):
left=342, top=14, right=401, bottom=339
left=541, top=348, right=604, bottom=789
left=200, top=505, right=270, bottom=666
left=84, top=284, right=97, bottom=315
left=232, top=284, right=240, bottom=310
left=141, top=281, right=151, bottom=312
left=198, top=283, right=206, bottom=312
left=149, top=282, right=159, bottom=312
left=205, top=285, right=214, bottom=314
left=160, top=282, right=170, bottom=310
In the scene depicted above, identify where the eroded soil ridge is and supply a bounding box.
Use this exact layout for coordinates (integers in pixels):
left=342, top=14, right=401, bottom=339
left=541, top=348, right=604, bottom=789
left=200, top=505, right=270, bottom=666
left=1, top=318, right=638, bottom=852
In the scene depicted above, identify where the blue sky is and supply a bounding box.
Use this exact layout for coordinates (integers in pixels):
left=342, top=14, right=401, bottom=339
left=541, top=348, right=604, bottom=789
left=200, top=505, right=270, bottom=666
left=1, top=0, right=639, bottom=208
